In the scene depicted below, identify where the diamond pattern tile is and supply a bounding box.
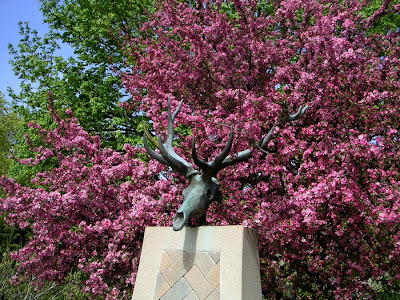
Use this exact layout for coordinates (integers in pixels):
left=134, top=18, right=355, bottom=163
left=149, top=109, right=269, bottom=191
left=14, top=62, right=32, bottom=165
left=206, top=261, right=220, bottom=290
left=183, top=290, right=200, bottom=300
left=154, top=273, right=171, bottom=299
left=205, top=286, right=220, bottom=300
left=187, top=252, right=216, bottom=276
left=162, top=251, right=193, bottom=287
left=161, top=277, right=191, bottom=300
left=159, top=252, right=174, bottom=273
left=184, top=265, right=213, bottom=299
left=154, top=251, right=220, bottom=300
left=208, top=252, right=220, bottom=264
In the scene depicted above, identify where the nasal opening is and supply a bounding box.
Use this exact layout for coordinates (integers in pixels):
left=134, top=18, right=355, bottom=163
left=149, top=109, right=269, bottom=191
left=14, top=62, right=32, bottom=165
left=173, top=212, right=186, bottom=231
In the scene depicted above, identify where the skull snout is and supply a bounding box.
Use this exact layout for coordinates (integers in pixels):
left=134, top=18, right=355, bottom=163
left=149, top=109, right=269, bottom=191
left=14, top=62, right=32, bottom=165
left=173, top=211, right=187, bottom=231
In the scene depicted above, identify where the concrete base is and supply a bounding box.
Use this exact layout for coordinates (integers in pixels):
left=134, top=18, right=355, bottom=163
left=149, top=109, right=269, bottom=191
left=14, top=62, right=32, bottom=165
left=132, top=226, right=262, bottom=300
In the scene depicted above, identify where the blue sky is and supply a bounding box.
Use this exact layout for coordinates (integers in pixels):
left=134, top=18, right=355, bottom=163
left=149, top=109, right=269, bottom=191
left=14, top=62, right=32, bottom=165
left=0, top=0, right=73, bottom=102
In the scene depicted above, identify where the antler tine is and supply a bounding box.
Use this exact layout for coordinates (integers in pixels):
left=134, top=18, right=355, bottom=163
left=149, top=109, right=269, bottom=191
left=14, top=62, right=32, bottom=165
left=259, top=105, right=309, bottom=152
left=143, top=131, right=169, bottom=165
left=158, top=137, right=196, bottom=176
left=211, top=126, right=234, bottom=168
left=172, top=100, right=183, bottom=121
left=220, top=149, right=253, bottom=168
left=192, top=136, right=210, bottom=170
left=143, top=122, right=159, bottom=148
left=288, top=105, right=308, bottom=121
left=259, top=124, right=277, bottom=150
left=166, top=99, right=183, bottom=144
left=143, top=100, right=198, bottom=178
left=192, top=127, right=238, bottom=178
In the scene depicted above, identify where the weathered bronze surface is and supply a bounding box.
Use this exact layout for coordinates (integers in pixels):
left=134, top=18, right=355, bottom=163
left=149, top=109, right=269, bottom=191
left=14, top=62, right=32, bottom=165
left=143, top=100, right=307, bottom=231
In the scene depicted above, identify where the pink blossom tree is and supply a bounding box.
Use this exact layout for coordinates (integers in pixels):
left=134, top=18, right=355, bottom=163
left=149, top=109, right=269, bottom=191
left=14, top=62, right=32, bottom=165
left=122, top=0, right=400, bottom=298
left=0, top=100, right=176, bottom=298
left=1, top=0, right=399, bottom=298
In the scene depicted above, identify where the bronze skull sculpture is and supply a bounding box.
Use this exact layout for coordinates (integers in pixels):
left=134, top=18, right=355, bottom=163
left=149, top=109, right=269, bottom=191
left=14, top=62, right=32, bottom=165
left=143, top=100, right=307, bottom=231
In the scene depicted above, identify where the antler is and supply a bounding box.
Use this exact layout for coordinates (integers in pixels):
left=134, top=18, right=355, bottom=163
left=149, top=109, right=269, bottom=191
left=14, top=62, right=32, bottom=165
left=144, top=100, right=308, bottom=178
left=191, top=104, right=308, bottom=176
left=257, top=105, right=308, bottom=153
left=143, top=99, right=198, bottom=178
left=191, top=127, right=253, bottom=178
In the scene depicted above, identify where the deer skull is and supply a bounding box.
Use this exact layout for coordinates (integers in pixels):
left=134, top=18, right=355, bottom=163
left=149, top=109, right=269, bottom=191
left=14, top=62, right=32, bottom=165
left=143, top=99, right=307, bottom=231
left=173, top=175, right=222, bottom=231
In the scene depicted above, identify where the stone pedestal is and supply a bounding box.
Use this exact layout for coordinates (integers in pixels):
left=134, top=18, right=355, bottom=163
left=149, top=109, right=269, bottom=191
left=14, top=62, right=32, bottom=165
left=132, top=226, right=262, bottom=300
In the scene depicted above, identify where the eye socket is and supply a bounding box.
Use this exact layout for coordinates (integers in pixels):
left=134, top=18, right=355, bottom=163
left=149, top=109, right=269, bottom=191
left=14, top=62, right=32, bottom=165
left=206, top=189, right=213, bottom=199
